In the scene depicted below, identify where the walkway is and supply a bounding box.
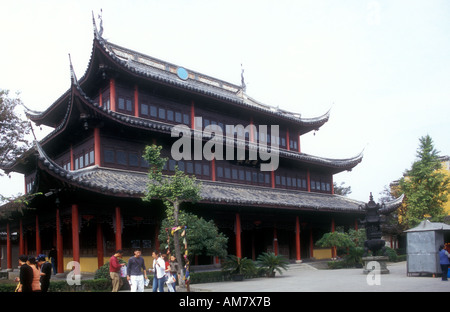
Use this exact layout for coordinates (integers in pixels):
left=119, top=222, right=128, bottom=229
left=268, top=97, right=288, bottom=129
left=187, top=261, right=449, bottom=292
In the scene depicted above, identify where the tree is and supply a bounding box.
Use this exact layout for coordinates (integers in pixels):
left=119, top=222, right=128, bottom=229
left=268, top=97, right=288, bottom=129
left=316, top=229, right=366, bottom=267
left=142, top=145, right=202, bottom=285
left=399, top=135, right=450, bottom=228
left=0, top=89, right=31, bottom=176
left=159, top=212, right=228, bottom=259
left=333, top=181, right=352, bottom=196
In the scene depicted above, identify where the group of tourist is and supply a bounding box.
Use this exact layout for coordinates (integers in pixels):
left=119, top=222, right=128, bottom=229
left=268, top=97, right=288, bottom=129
left=109, top=248, right=189, bottom=292
left=15, top=254, right=53, bottom=292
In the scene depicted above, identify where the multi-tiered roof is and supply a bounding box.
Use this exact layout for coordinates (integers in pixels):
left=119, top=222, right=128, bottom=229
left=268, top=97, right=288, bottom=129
left=2, top=15, right=364, bottom=213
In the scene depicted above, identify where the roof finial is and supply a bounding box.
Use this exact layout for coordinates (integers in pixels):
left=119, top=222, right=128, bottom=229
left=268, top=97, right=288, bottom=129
left=92, top=10, right=103, bottom=40
left=98, top=9, right=103, bottom=37
left=241, top=64, right=247, bottom=92
left=68, top=53, right=78, bottom=85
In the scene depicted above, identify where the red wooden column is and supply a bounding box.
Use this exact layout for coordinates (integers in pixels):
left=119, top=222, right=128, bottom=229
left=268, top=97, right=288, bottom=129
left=35, top=215, right=41, bottom=255
left=354, top=219, right=358, bottom=231
left=295, top=216, right=301, bottom=262
left=97, top=221, right=104, bottom=269
left=211, top=158, right=216, bottom=181
left=6, top=223, right=12, bottom=270
left=235, top=213, right=242, bottom=258
left=134, top=85, right=139, bottom=117
left=273, top=226, right=278, bottom=256
left=110, top=78, right=116, bottom=111
left=19, top=219, right=24, bottom=255
left=271, top=168, right=275, bottom=189
left=72, top=204, right=80, bottom=263
left=99, top=89, right=103, bottom=107
left=115, top=207, right=122, bottom=250
left=307, top=169, right=311, bottom=192
left=94, top=128, right=101, bottom=166
left=190, top=100, right=195, bottom=130
left=70, top=145, right=74, bottom=170
left=56, top=208, right=64, bottom=274
left=286, top=128, right=290, bottom=151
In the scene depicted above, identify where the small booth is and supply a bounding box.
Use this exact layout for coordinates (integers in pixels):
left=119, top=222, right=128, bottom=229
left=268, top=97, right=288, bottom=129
left=405, top=220, right=450, bottom=276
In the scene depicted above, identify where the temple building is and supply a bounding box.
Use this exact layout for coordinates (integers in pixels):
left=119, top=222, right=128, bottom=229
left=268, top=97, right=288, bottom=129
left=0, top=17, right=365, bottom=273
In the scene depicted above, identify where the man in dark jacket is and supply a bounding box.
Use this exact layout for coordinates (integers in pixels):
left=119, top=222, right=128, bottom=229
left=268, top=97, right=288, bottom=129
left=17, top=255, right=33, bottom=292
left=38, top=255, right=53, bottom=292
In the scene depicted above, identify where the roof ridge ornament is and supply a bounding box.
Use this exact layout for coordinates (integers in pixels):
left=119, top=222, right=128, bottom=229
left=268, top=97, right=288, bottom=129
left=92, top=9, right=104, bottom=41
left=241, top=64, right=247, bottom=93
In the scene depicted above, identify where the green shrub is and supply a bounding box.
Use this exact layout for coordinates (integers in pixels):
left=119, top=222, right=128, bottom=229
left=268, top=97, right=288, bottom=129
left=221, top=255, right=257, bottom=276
left=0, top=283, right=18, bottom=292
left=256, top=252, right=289, bottom=277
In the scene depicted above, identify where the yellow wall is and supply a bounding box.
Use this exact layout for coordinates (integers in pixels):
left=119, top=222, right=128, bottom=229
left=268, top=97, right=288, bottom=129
left=63, top=256, right=154, bottom=273
left=438, top=157, right=450, bottom=215
left=313, top=248, right=332, bottom=259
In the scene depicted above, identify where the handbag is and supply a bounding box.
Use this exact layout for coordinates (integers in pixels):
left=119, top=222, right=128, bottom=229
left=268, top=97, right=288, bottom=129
left=166, top=274, right=176, bottom=284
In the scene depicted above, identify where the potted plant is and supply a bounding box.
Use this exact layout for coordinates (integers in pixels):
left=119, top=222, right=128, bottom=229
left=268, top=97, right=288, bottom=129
left=222, top=255, right=256, bottom=281
left=256, top=252, right=289, bottom=277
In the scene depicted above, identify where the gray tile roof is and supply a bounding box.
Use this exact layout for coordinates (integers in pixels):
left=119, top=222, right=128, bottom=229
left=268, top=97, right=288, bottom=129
left=35, top=141, right=365, bottom=213
left=27, top=19, right=331, bottom=130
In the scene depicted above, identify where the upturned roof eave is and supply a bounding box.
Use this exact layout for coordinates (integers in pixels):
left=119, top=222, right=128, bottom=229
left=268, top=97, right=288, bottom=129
left=31, top=140, right=365, bottom=213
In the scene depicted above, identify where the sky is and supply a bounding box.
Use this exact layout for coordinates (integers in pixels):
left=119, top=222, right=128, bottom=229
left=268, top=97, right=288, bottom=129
left=1, top=0, right=449, bottom=203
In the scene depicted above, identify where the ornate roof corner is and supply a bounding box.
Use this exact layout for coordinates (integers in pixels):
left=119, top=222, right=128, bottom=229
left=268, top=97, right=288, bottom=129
left=379, top=193, right=404, bottom=215
left=22, top=102, right=44, bottom=119
left=301, top=108, right=330, bottom=127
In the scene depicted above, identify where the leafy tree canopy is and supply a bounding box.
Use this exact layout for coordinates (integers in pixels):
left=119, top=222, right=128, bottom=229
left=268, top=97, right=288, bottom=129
left=0, top=89, right=31, bottom=175
left=399, top=135, right=450, bottom=228
left=159, top=212, right=228, bottom=260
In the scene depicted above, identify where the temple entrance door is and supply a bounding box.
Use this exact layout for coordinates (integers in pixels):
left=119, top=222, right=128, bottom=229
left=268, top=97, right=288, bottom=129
left=300, top=227, right=311, bottom=259
left=252, top=228, right=265, bottom=260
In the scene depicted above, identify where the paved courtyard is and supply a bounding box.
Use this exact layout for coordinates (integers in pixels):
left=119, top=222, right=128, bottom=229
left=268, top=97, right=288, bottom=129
left=188, top=261, right=449, bottom=292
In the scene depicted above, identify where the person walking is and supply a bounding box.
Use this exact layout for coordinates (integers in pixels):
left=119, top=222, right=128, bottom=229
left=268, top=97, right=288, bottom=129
left=150, top=251, right=165, bottom=292
left=28, top=256, right=41, bottom=292
left=439, top=244, right=450, bottom=281
left=16, top=255, right=33, bottom=292
left=38, top=255, right=52, bottom=292
left=162, top=253, right=175, bottom=292
left=127, top=248, right=148, bottom=292
left=109, top=250, right=125, bottom=292
left=48, top=246, right=57, bottom=275
left=169, top=255, right=180, bottom=292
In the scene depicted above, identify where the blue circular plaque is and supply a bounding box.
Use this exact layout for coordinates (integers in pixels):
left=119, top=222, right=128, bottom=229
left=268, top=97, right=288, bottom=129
left=177, top=67, right=189, bottom=80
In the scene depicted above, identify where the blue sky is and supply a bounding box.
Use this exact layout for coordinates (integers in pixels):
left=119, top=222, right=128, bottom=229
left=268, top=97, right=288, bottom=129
left=1, top=0, right=449, bottom=202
